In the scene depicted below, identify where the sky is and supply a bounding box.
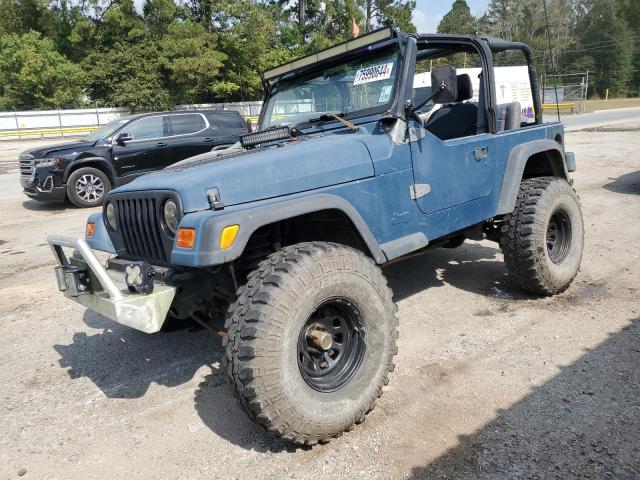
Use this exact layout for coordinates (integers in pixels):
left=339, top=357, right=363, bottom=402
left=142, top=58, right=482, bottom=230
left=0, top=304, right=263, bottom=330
left=412, top=0, right=490, bottom=34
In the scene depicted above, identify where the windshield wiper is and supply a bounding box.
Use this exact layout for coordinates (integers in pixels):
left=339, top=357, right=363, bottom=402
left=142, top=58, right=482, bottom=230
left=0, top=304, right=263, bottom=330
left=308, top=113, right=359, bottom=131
left=309, top=112, right=346, bottom=123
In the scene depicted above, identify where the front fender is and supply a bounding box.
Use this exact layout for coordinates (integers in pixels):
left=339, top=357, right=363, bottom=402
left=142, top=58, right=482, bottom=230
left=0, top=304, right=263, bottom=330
left=63, top=156, right=116, bottom=184
left=170, top=193, right=386, bottom=267
left=496, top=139, right=568, bottom=215
left=85, top=212, right=116, bottom=253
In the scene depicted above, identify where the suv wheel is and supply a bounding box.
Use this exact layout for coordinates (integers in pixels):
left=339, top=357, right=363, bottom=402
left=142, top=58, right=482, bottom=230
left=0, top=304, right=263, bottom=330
left=499, top=176, right=584, bottom=295
left=223, top=242, right=398, bottom=445
left=67, top=167, right=111, bottom=208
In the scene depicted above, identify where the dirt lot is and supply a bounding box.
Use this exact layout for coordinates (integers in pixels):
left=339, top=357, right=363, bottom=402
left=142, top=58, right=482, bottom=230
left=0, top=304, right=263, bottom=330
left=1, top=128, right=639, bottom=479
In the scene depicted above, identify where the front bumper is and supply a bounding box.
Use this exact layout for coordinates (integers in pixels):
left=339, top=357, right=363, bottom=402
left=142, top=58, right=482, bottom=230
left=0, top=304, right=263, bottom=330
left=21, top=175, right=66, bottom=203
left=47, top=235, right=176, bottom=333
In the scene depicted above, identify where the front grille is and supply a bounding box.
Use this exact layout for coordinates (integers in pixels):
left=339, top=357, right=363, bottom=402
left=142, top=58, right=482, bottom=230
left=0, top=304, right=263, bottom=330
left=114, top=197, right=168, bottom=264
left=19, top=158, right=34, bottom=176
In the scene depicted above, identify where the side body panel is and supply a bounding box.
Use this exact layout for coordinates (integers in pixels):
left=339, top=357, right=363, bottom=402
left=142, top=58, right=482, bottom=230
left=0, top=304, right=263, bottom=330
left=90, top=119, right=568, bottom=266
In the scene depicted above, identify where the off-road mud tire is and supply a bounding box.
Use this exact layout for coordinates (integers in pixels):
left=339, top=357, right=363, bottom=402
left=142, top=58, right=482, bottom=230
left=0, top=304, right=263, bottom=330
left=223, top=242, right=398, bottom=446
left=500, top=176, right=584, bottom=295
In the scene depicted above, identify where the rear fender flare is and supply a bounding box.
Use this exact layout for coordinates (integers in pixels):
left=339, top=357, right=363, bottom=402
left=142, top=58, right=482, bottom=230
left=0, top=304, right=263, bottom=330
left=496, top=139, right=568, bottom=215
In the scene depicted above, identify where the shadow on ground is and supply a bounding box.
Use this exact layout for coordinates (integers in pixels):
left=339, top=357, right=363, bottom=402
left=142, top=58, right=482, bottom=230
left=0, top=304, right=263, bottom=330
left=53, top=241, right=536, bottom=453
left=384, top=241, right=533, bottom=302
left=410, top=319, right=640, bottom=480
left=603, top=170, right=640, bottom=195
left=53, top=310, right=222, bottom=398
left=22, top=199, right=72, bottom=212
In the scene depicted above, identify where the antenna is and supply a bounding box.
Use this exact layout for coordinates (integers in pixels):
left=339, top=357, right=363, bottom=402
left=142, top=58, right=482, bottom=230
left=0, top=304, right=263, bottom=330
left=542, top=0, right=560, bottom=121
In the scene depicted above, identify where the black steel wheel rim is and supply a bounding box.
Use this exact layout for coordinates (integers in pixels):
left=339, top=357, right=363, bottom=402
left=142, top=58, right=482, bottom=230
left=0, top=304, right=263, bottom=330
left=297, top=297, right=366, bottom=393
left=546, top=208, right=572, bottom=264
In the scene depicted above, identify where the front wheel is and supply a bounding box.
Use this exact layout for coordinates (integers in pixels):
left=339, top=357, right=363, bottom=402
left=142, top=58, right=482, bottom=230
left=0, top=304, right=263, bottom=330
left=223, top=242, right=398, bottom=445
left=66, top=167, right=111, bottom=208
left=499, top=176, right=584, bottom=295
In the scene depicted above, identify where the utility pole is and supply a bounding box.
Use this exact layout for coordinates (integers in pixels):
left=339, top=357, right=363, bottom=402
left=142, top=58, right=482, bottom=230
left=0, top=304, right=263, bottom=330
left=298, top=0, right=304, bottom=28
left=299, top=0, right=305, bottom=42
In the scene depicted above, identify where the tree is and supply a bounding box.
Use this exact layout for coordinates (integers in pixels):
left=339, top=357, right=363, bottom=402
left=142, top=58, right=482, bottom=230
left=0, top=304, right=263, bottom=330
left=374, top=0, right=416, bottom=32
left=616, top=0, right=640, bottom=95
left=437, top=0, right=476, bottom=34
left=211, top=0, right=294, bottom=101
left=160, top=20, right=227, bottom=104
left=0, top=30, right=85, bottom=109
left=571, top=0, right=634, bottom=97
left=83, top=42, right=170, bottom=111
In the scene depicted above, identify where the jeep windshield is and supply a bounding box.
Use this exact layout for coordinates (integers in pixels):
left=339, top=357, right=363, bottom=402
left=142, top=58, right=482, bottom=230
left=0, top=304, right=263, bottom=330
left=260, top=49, right=399, bottom=130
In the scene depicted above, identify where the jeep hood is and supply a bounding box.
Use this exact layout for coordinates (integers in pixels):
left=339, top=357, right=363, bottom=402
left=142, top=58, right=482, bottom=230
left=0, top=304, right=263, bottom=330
left=112, top=135, right=374, bottom=212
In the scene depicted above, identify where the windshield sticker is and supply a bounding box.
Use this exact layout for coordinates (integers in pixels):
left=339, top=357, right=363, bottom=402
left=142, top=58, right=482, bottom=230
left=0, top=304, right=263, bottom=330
left=378, top=85, right=392, bottom=103
left=353, top=62, right=394, bottom=85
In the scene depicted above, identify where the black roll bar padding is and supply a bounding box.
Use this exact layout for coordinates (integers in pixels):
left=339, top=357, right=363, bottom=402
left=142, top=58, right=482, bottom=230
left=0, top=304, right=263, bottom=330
left=484, top=38, right=543, bottom=125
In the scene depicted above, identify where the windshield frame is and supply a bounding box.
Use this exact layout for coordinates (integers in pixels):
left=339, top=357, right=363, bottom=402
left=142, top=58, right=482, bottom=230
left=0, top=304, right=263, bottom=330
left=258, top=43, right=404, bottom=131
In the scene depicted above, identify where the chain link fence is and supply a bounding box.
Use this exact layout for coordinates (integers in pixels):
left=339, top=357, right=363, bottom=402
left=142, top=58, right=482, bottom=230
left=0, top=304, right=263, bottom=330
left=541, top=72, right=589, bottom=114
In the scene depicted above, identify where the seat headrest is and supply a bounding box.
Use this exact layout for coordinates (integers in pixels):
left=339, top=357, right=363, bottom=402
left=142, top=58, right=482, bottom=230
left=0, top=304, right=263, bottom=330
left=456, top=74, right=473, bottom=102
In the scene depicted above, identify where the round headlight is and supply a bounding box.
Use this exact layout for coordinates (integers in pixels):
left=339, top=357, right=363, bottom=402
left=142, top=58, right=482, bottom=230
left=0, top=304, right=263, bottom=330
left=105, top=202, right=117, bottom=231
left=163, top=200, right=179, bottom=234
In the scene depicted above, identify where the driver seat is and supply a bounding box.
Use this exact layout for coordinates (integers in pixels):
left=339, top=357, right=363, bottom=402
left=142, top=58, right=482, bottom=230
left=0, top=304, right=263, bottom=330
left=424, top=74, right=477, bottom=140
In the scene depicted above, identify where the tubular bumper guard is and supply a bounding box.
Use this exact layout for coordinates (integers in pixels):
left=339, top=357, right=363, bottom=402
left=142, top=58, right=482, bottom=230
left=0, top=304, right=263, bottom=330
left=47, top=235, right=176, bottom=333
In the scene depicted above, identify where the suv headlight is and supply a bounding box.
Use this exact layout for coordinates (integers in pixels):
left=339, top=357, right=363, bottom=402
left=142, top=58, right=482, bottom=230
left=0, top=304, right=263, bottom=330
left=36, top=157, right=61, bottom=168
left=163, top=200, right=179, bottom=235
left=105, top=202, right=117, bottom=230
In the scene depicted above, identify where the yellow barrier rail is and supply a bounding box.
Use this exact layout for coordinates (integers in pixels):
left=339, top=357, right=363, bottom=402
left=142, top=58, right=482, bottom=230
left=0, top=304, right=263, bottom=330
left=0, top=125, right=100, bottom=138
left=542, top=103, right=575, bottom=112
left=1, top=114, right=268, bottom=138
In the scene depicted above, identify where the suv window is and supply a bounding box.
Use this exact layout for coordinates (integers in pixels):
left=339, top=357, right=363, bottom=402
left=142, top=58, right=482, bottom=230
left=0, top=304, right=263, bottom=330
left=213, top=113, right=246, bottom=130
left=122, top=116, right=165, bottom=141
left=169, top=114, right=207, bottom=135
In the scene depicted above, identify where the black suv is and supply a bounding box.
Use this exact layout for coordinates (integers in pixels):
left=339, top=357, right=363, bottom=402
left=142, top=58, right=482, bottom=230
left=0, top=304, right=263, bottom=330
left=19, top=109, right=248, bottom=207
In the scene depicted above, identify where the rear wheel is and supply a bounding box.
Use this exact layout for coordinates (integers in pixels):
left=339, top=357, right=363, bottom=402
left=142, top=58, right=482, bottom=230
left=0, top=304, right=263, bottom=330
left=67, top=167, right=110, bottom=208
left=223, top=242, right=398, bottom=445
left=499, top=176, right=584, bottom=295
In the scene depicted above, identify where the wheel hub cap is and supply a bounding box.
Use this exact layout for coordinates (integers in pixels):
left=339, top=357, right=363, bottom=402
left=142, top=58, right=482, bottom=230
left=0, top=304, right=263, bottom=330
left=546, top=208, right=572, bottom=264
left=76, top=174, right=104, bottom=202
left=297, top=298, right=366, bottom=392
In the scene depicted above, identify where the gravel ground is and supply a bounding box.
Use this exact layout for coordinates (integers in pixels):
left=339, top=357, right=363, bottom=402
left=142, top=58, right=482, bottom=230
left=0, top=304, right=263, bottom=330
left=0, top=128, right=639, bottom=479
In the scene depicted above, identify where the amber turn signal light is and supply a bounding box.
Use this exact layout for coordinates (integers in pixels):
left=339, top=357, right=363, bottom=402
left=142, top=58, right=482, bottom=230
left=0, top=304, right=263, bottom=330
left=177, top=228, right=196, bottom=248
left=86, top=222, right=95, bottom=237
left=220, top=225, right=239, bottom=249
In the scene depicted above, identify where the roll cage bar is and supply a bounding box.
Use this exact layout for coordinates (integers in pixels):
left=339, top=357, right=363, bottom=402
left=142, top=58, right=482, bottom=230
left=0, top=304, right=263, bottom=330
left=258, top=27, right=543, bottom=132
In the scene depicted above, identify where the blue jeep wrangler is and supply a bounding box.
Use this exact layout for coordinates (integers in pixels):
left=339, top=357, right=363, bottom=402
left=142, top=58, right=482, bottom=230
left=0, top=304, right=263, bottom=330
left=49, top=27, right=584, bottom=445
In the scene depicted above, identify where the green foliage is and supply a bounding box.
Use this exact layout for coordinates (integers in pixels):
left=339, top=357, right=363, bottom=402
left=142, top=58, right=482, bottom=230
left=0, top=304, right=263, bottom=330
left=438, top=0, right=476, bottom=34
left=211, top=0, right=295, bottom=101
left=0, top=30, right=85, bottom=109
left=571, top=0, right=634, bottom=97
left=2, top=0, right=640, bottom=110
left=160, top=20, right=227, bottom=103
left=471, top=0, right=636, bottom=98
left=83, top=42, right=170, bottom=111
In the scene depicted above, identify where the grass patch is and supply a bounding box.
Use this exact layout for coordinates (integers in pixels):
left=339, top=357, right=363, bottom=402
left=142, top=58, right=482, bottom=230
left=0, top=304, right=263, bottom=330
left=583, top=98, right=640, bottom=113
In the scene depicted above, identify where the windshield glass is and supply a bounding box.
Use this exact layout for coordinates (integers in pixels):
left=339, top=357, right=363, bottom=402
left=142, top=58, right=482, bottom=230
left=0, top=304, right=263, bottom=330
left=84, top=118, right=130, bottom=142
left=260, top=48, right=399, bottom=129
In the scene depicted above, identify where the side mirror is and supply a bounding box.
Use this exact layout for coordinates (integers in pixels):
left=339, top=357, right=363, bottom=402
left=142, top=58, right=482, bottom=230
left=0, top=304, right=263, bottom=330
left=116, top=132, right=132, bottom=144
left=431, top=65, right=458, bottom=104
